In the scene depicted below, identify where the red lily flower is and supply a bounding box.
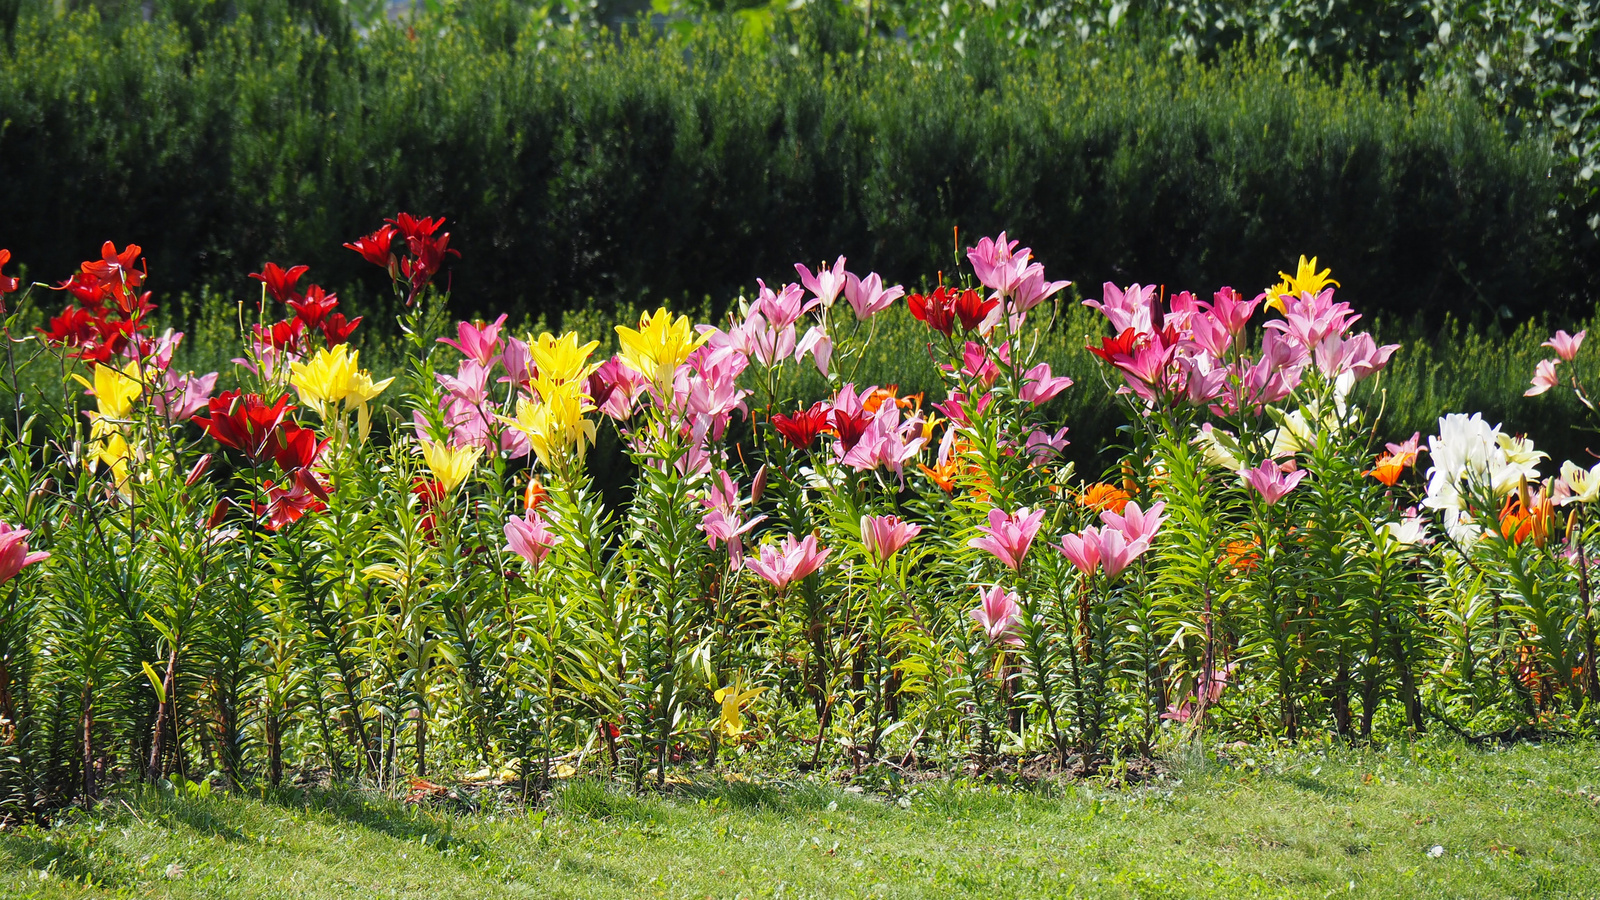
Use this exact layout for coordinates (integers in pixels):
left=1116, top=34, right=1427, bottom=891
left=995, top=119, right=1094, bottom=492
left=0, top=249, right=18, bottom=298
left=256, top=473, right=327, bottom=530
left=770, top=402, right=832, bottom=449
left=386, top=213, right=445, bottom=240
left=319, top=312, right=361, bottom=348
left=830, top=408, right=871, bottom=452
left=411, top=477, right=447, bottom=539
left=908, top=287, right=957, bottom=336
left=344, top=224, right=399, bottom=269
left=39, top=306, right=97, bottom=346
left=252, top=318, right=306, bottom=352
left=287, top=284, right=339, bottom=328
left=80, top=242, right=146, bottom=289
left=194, top=391, right=294, bottom=463
left=57, top=272, right=108, bottom=308
left=952, top=288, right=997, bottom=332
left=248, top=263, right=310, bottom=303
left=1088, top=327, right=1144, bottom=364
left=271, top=422, right=330, bottom=473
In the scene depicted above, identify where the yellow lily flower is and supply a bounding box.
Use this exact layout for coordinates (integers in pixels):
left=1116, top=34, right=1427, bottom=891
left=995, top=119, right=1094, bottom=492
left=290, top=345, right=361, bottom=415
left=419, top=440, right=483, bottom=493
left=615, top=307, right=706, bottom=390
left=499, top=377, right=596, bottom=470
left=528, top=331, right=600, bottom=385
left=713, top=676, right=765, bottom=739
left=74, top=359, right=143, bottom=423
left=1266, top=255, right=1339, bottom=313
left=347, top=369, right=395, bottom=443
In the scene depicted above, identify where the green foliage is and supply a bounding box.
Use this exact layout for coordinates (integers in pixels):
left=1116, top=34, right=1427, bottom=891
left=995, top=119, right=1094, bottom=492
left=0, top=6, right=1585, bottom=328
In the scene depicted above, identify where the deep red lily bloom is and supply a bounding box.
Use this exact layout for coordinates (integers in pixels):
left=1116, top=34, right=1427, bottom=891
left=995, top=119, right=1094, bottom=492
left=255, top=473, right=327, bottom=530
left=57, top=272, right=108, bottom=308
left=194, top=391, right=293, bottom=463
left=252, top=318, right=306, bottom=352
left=81, top=242, right=145, bottom=289
left=830, top=408, right=871, bottom=452
left=271, top=422, right=330, bottom=473
left=319, top=312, right=361, bottom=348
left=908, top=287, right=957, bottom=336
left=401, top=232, right=458, bottom=285
left=39, top=306, right=97, bottom=346
left=411, top=477, right=447, bottom=539
left=771, top=402, right=832, bottom=449
left=1087, top=327, right=1144, bottom=365
left=386, top=213, right=445, bottom=240
left=344, top=225, right=399, bottom=269
left=287, top=284, right=339, bottom=328
left=249, top=263, right=310, bottom=303
left=952, top=288, right=997, bottom=331
left=0, top=249, right=18, bottom=297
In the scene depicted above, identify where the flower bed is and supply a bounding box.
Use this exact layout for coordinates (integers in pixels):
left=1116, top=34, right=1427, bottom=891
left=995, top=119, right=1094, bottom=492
left=0, top=224, right=1591, bottom=807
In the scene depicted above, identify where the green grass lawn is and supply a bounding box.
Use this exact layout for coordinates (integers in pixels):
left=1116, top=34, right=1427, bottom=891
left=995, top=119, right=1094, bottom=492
left=3, top=738, right=1598, bottom=899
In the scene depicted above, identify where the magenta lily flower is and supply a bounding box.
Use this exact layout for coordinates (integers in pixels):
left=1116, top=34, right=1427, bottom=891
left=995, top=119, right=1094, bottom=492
left=1242, top=459, right=1307, bottom=505
left=795, top=256, right=849, bottom=308
left=969, top=584, right=1023, bottom=646
left=1543, top=329, right=1585, bottom=362
left=0, top=522, right=49, bottom=585
left=861, top=514, right=921, bottom=563
left=842, top=271, right=905, bottom=321
left=1019, top=363, right=1073, bottom=405
left=1526, top=359, right=1561, bottom=397
left=965, top=233, right=1022, bottom=292
left=1057, top=527, right=1102, bottom=576
left=504, top=512, right=562, bottom=569
left=968, top=506, right=1045, bottom=570
left=747, top=533, right=831, bottom=590
left=439, top=314, right=508, bottom=367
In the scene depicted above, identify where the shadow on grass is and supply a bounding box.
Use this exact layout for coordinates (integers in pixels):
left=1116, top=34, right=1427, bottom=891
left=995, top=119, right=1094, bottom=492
left=250, top=784, right=493, bottom=861
left=0, top=830, right=128, bottom=888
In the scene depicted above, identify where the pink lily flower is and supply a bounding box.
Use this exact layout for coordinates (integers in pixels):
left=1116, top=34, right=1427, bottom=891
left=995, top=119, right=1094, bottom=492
left=439, top=359, right=493, bottom=406
left=1188, top=309, right=1233, bottom=359
left=968, top=506, right=1046, bottom=570
left=1019, top=363, right=1073, bottom=405
left=1096, top=527, right=1152, bottom=578
left=1006, top=263, right=1071, bottom=314
left=755, top=280, right=812, bottom=330
left=1100, top=500, right=1167, bottom=546
left=970, top=584, right=1023, bottom=646
left=439, top=314, right=508, bottom=367
left=842, top=271, right=905, bottom=321
left=747, top=314, right=797, bottom=368
left=1083, top=282, right=1158, bottom=334
left=861, top=514, right=921, bottom=562
left=498, top=336, right=536, bottom=389
left=1242, top=459, right=1307, bottom=505
left=155, top=370, right=218, bottom=424
left=1057, top=527, right=1102, bottom=575
left=795, top=326, right=833, bottom=376
left=504, top=512, right=562, bottom=569
left=1263, top=289, right=1360, bottom=352
left=1526, top=359, right=1561, bottom=397
left=1544, top=329, right=1586, bottom=362
left=1209, top=287, right=1258, bottom=336
left=0, top=522, right=49, bottom=585
left=1023, top=426, right=1071, bottom=464
left=795, top=257, right=849, bottom=308
left=965, top=233, right=1022, bottom=291
left=1313, top=332, right=1398, bottom=381
left=746, top=533, right=831, bottom=590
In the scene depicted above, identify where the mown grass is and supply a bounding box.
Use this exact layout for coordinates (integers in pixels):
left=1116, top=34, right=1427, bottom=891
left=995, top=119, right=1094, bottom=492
left=2, top=738, right=1597, bottom=899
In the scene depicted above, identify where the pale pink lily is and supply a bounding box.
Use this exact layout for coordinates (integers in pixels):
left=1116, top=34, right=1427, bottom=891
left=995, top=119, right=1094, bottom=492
left=1083, top=282, right=1158, bottom=334
left=1100, top=500, right=1166, bottom=546
left=1313, top=332, right=1398, bottom=381
left=498, top=336, right=535, bottom=389
left=504, top=512, right=561, bottom=569
left=155, top=370, right=218, bottom=423
left=1526, top=359, right=1560, bottom=397
left=747, top=314, right=797, bottom=368
left=968, top=506, right=1045, bottom=570
left=439, top=314, right=508, bottom=366
left=861, top=514, right=921, bottom=562
left=1096, top=527, right=1152, bottom=578
left=1005, top=263, right=1071, bottom=315
left=795, top=326, right=833, bottom=376
left=1057, top=528, right=1102, bottom=575
left=1242, top=459, right=1307, bottom=505
left=795, top=257, right=849, bottom=308
left=0, top=522, right=49, bottom=585
left=1544, top=330, right=1585, bottom=362
left=746, top=533, right=831, bottom=590
left=754, top=280, right=812, bottom=330
left=1019, top=363, right=1072, bottom=405
left=969, top=584, right=1023, bottom=647
left=1023, top=427, right=1071, bottom=464
left=965, top=233, right=1022, bottom=291
left=842, top=271, right=905, bottom=321
left=1263, top=289, right=1360, bottom=352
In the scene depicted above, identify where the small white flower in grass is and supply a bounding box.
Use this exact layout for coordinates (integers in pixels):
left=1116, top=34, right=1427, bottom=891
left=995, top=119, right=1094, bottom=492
left=1428, top=845, right=1445, bottom=858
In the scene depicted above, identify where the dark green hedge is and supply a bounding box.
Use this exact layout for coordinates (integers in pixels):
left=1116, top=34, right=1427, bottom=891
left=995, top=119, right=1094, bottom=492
left=0, top=7, right=1589, bottom=323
